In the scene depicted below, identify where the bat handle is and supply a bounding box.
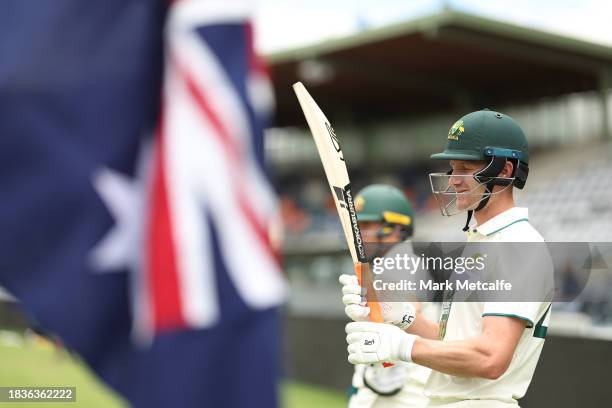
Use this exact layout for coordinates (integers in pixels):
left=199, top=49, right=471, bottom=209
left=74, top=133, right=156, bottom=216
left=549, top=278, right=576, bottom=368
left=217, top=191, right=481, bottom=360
left=354, top=262, right=394, bottom=368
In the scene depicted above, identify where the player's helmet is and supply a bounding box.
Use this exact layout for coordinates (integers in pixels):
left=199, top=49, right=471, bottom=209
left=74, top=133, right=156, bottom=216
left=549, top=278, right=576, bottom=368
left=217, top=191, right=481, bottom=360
left=429, top=109, right=530, bottom=230
left=355, top=184, right=414, bottom=239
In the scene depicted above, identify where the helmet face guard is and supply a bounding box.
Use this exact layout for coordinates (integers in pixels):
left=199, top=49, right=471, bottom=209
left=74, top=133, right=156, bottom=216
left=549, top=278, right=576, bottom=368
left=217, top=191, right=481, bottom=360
left=429, top=146, right=529, bottom=218
left=429, top=172, right=514, bottom=216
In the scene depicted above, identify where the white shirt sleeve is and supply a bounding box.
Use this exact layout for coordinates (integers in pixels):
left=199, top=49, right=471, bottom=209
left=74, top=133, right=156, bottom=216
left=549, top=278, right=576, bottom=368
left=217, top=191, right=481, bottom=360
left=482, top=302, right=543, bottom=328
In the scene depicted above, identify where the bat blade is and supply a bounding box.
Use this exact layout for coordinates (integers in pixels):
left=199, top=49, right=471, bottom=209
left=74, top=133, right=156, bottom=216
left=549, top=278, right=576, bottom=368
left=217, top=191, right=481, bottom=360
left=293, top=82, right=391, bottom=367
left=292, top=82, right=366, bottom=265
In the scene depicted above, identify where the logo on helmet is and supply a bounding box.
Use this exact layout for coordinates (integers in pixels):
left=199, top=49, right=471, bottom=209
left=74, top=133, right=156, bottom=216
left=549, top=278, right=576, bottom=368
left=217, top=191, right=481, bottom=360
left=448, top=120, right=465, bottom=141
left=355, top=195, right=365, bottom=213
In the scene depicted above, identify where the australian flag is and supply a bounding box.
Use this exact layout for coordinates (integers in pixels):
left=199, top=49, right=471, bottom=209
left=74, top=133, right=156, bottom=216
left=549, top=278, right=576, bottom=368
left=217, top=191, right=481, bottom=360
left=0, top=0, right=286, bottom=407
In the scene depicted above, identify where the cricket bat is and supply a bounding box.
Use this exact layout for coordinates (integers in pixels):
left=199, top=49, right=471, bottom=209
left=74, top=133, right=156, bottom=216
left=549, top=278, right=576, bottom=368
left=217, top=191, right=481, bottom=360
left=293, top=82, right=392, bottom=366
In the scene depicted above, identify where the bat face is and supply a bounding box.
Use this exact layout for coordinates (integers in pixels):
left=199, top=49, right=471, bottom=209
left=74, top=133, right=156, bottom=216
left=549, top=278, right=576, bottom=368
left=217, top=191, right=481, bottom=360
left=293, top=83, right=391, bottom=365
left=292, top=82, right=366, bottom=264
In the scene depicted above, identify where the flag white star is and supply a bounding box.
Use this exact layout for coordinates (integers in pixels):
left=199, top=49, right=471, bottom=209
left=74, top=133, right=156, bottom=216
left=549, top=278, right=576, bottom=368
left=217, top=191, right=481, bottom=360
left=89, top=142, right=152, bottom=273
left=89, top=141, right=156, bottom=345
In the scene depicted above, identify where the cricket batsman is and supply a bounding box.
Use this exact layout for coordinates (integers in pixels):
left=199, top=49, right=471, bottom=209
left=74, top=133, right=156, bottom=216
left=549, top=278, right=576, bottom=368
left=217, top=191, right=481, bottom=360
left=343, top=110, right=552, bottom=407
left=340, top=184, right=432, bottom=408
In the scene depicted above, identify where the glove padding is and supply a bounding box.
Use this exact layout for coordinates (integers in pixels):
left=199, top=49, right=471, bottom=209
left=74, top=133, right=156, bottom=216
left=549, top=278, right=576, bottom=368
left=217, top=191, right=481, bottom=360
left=339, top=274, right=417, bottom=330
left=346, top=321, right=416, bottom=365
left=346, top=322, right=417, bottom=364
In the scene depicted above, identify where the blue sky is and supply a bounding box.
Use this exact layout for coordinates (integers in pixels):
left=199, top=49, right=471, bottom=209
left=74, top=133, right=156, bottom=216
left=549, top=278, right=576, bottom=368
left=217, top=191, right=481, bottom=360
left=254, top=0, right=612, bottom=53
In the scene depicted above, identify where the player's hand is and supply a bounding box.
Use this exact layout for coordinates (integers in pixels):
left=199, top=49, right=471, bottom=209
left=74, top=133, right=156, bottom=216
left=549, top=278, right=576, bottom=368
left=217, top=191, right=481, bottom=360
left=339, top=274, right=417, bottom=330
left=380, top=301, right=417, bottom=330
left=346, top=322, right=417, bottom=365
left=339, top=274, right=370, bottom=322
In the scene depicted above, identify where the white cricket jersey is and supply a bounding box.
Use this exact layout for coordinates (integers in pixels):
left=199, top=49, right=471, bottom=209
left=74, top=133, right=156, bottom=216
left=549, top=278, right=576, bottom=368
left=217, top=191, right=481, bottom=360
left=425, top=207, right=552, bottom=405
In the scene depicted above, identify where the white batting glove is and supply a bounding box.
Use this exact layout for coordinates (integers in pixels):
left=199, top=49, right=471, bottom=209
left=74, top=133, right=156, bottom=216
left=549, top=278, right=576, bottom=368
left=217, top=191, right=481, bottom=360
left=379, top=301, right=417, bottom=331
left=339, top=274, right=417, bottom=330
left=340, top=274, right=370, bottom=322
left=346, top=321, right=417, bottom=365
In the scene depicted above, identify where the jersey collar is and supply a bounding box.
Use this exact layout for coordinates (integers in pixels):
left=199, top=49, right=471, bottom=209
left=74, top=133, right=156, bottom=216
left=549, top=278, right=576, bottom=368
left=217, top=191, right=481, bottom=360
left=473, top=207, right=529, bottom=237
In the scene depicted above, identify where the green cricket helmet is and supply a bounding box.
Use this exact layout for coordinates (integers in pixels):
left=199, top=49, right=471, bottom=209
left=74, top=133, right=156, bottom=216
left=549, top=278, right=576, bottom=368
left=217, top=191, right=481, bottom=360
left=355, top=184, right=414, bottom=239
left=431, top=109, right=529, bottom=172
left=429, top=109, right=530, bottom=230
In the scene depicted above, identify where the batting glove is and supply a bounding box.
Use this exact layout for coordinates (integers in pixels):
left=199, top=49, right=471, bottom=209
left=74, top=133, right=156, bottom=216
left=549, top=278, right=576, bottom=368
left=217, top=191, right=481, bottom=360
left=340, top=274, right=370, bottom=322
left=339, top=274, right=417, bottom=330
left=346, top=321, right=417, bottom=365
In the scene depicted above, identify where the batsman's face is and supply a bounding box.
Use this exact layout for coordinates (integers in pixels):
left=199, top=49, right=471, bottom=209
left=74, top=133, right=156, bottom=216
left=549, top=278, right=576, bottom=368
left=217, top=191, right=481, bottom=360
left=360, top=221, right=397, bottom=243
left=449, top=160, right=486, bottom=210
left=360, top=221, right=400, bottom=260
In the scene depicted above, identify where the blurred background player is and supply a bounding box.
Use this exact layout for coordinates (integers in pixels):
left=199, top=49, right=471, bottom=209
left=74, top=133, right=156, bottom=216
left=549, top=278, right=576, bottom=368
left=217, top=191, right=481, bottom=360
left=339, top=184, right=433, bottom=408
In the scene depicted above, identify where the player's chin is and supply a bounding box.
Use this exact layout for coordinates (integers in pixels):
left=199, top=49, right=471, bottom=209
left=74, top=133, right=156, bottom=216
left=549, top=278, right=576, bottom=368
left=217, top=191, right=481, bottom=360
left=456, top=196, right=473, bottom=211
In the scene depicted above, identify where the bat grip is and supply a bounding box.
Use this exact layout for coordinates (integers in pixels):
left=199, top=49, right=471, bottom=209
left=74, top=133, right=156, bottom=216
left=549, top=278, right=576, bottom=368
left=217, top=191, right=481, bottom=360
left=354, top=262, right=394, bottom=368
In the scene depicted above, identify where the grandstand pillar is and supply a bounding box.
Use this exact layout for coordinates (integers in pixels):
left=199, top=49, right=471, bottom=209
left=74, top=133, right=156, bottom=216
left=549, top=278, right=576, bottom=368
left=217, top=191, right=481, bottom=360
left=599, top=69, right=612, bottom=141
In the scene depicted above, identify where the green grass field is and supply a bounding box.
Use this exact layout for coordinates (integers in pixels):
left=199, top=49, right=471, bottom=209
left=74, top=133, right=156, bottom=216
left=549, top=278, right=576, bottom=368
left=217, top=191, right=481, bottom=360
left=0, top=330, right=126, bottom=408
left=0, top=330, right=345, bottom=408
left=281, top=381, right=346, bottom=408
